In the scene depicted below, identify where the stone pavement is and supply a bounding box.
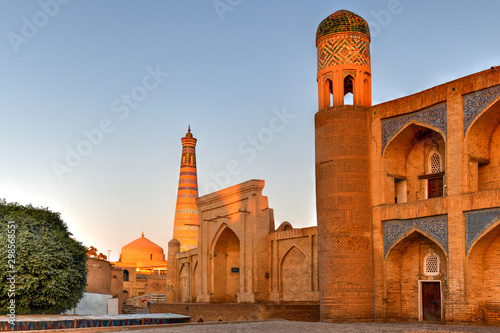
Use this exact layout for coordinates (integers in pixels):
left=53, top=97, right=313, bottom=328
left=102, top=320, right=500, bottom=333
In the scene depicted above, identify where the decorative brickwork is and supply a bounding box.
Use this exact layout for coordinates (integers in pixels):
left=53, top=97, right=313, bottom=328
left=318, top=38, right=370, bottom=71
left=383, top=215, right=448, bottom=257
left=463, top=85, right=500, bottom=133
left=381, top=103, right=447, bottom=153
left=465, top=207, right=500, bottom=254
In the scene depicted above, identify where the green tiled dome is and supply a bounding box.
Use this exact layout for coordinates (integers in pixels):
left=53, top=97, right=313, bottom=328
left=316, top=10, right=370, bottom=42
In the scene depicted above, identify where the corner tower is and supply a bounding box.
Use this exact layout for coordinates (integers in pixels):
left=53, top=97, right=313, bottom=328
left=172, top=127, right=199, bottom=252
left=315, top=10, right=374, bottom=321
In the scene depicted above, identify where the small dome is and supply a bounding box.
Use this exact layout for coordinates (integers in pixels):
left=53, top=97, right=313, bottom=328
left=316, top=10, right=370, bottom=42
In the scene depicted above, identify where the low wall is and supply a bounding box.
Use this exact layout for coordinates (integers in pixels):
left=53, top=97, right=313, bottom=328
left=150, top=303, right=319, bottom=322
left=66, top=292, right=112, bottom=315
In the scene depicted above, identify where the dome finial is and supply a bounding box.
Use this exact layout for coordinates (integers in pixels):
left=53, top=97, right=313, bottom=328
left=141, top=231, right=144, bottom=237
left=188, top=125, right=191, bottom=133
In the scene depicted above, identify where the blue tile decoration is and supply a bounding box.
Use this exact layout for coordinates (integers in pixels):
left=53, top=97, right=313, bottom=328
left=383, top=215, right=448, bottom=257
left=463, top=85, right=500, bottom=133
left=381, top=103, right=447, bottom=154
left=465, top=207, right=500, bottom=254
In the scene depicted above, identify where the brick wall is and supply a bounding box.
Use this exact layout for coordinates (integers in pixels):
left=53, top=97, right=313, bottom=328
left=150, top=303, right=319, bottom=322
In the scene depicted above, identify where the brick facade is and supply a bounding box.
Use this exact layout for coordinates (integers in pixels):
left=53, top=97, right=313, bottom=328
left=165, top=10, right=500, bottom=325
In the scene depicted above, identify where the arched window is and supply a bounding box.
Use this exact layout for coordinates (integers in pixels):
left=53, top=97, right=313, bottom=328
left=123, top=269, right=129, bottom=282
left=344, top=75, right=354, bottom=105
left=429, top=152, right=442, bottom=174
left=325, top=78, right=333, bottom=107
left=426, top=150, right=444, bottom=198
left=424, top=253, right=440, bottom=276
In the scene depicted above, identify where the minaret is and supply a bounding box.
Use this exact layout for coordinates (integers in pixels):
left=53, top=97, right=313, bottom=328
left=315, top=10, right=374, bottom=321
left=172, top=126, right=199, bottom=252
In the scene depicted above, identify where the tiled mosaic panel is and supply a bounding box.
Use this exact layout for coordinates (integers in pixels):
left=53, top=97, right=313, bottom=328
left=318, top=38, right=370, bottom=71
left=316, top=10, right=370, bottom=41
left=463, top=84, right=500, bottom=133
left=381, top=103, right=447, bottom=153
left=465, top=207, right=500, bottom=254
left=383, top=215, right=448, bottom=257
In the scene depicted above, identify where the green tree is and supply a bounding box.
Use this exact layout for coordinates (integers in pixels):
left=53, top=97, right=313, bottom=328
left=0, top=200, right=88, bottom=314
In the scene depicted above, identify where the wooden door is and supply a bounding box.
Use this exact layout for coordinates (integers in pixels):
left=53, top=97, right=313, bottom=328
left=428, top=177, right=443, bottom=198
left=422, top=282, right=441, bottom=321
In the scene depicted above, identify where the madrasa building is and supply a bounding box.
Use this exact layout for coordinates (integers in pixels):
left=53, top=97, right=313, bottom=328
left=150, top=10, right=500, bottom=323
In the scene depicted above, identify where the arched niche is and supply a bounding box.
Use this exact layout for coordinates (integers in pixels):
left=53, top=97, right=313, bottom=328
left=467, top=221, right=500, bottom=323
left=211, top=225, right=241, bottom=303
left=385, top=230, right=447, bottom=322
left=466, top=97, right=500, bottom=192
left=383, top=123, right=446, bottom=204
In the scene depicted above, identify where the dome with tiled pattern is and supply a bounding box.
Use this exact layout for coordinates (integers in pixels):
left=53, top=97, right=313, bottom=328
left=316, top=10, right=370, bottom=42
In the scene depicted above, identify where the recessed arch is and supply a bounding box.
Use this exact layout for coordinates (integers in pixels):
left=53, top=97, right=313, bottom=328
left=466, top=96, right=500, bottom=192
left=211, top=225, right=240, bottom=303
left=383, top=122, right=446, bottom=203
left=279, top=245, right=311, bottom=301
left=385, top=230, right=447, bottom=321
left=178, top=263, right=190, bottom=303
left=467, top=221, right=500, bottom=323
left=467, top=218, right=500, bottom=259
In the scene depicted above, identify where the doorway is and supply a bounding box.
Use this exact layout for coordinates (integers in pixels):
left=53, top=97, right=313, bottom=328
left=420, top=281, right=441, bottom=321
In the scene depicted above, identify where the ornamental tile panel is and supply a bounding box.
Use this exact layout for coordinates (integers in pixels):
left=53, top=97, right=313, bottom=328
left=463, top=84, right=500, bottom=133
left=465, top=207, right=500, bottom=254
left=383, top=215, right=448, bottom=257
left=381, top=103, right=447, bottom=154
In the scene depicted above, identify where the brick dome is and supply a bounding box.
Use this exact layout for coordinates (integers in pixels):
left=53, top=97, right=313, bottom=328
left=316, top=10, right=370, bottom=42
left=119, top=233, right=165, bottom=265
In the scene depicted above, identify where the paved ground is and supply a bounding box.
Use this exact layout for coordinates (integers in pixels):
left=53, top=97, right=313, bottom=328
left=103, top=320, right=500, bottom=333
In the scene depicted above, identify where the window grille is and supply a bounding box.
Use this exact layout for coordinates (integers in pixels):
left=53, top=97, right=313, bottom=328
left=424, top=253, right=439, bottom=275
left=430, top=153, right=441, bottom=174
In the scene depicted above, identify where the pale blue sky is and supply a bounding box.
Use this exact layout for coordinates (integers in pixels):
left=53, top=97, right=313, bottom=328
left=0, top=0, right=499, bottom=261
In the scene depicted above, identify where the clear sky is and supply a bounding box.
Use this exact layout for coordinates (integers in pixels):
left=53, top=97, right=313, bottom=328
left=0, top=0, right=499, bottom=261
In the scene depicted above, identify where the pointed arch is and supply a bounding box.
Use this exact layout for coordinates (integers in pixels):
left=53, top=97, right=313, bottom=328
left=383, top=121, right=446, bottom=158
left=383, top=122, right=446, bottom=203
left=211, top=224, right=240, bottom=303
left=210, top=223, right=240, bottom=256
left=279, top=245, right=311, bottom=301
left=466, top=96, right=500, bottom=191
left=467, top=220, right=500, bottom=323
left=343, top=74, right=354, bottom=105
left=279, top=245, right=308, bottom=266
left=385, top=229, right=447, bottom=321
left=385, top=228, right=448, bottom=260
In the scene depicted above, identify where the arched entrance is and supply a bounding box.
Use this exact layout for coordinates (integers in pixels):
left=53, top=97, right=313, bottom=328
left=385, top=230, right=447, bottom=321
left=468, top=222, right=500, bottom=323
left=212, top=226, right=240, bottom=302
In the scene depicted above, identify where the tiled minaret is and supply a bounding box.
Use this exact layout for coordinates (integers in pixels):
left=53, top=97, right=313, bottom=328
left=172, top=126, right=199, bottom=252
